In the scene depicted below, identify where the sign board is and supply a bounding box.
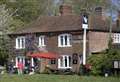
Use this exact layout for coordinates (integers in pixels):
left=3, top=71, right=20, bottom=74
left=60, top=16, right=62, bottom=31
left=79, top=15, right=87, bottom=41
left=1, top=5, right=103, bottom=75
left=82, top=24, right=88, bottom=29
left=113, top=61, right=119, bottom=68
left=82, top=14, right=88, bottom=29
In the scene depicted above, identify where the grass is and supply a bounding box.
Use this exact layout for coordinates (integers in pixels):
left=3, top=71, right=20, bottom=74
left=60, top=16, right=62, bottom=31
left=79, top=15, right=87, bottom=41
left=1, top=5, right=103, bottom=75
left=0, top=74, right=120, bottom=82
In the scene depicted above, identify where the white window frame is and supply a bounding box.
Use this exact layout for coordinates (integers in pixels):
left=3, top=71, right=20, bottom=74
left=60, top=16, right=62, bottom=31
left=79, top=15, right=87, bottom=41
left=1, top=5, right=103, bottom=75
left=15, top=36, right=25, bottom=49
left=15, top=56, right=25, bottom=68
left=58, top=34, right=72, bottom=47
left=58, top=55, right=72, bottom=69
left=112, top=33, right=120, bottom=43
left=38, top=35, right=46, bottom=47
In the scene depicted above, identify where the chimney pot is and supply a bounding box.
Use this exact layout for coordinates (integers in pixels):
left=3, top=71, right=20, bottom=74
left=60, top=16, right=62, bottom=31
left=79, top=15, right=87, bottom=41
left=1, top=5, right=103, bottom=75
left=118, top=10, right=120, bottom=18
left=95, top=7, right=102, bottom=15
left=59, top=4, right=72, bottom=16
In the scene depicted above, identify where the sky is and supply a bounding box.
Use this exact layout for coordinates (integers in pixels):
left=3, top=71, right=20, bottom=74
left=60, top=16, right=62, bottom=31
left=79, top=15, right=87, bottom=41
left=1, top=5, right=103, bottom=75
left=112, top=0, right=120, bottom=7
left=54, top=0, right=119, bottom=20
left=110, top=0, right=120, bottom=20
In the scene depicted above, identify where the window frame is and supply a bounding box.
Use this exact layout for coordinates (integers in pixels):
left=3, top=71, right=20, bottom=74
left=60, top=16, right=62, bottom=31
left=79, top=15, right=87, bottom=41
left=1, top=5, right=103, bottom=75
left=51, top=59, right=56, bottom=64
left=58, top=34, right=72, bottom=47
left=38, top=35, right=46, bottom=47
left=58, top=55, right=72, bottom=69
left=112, top=33, right=120, bottom=43
left=15, top=56, right=25, bottom=68
left=15, top=36, right=25, bottom=49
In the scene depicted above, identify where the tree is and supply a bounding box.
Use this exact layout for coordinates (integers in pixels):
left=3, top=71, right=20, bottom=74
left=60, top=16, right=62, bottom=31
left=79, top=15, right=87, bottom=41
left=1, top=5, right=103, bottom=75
left=0, top=34, right=9, bottom=66
left=0, top=0, right=55, bottom=23
left=0, top=4, right=13, bottom=33
left=0, top=4, right=15, bottom=66
left=0, top=4, right=24, bottom=32
left=71, top=0, right=111, bottom=14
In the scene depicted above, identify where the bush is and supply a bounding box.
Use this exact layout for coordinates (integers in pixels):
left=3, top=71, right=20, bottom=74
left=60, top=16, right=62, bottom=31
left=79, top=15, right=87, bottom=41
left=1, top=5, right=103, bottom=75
left=87, top=53, right=106, bottom=75
left=87, top=48, right=120, bottom=76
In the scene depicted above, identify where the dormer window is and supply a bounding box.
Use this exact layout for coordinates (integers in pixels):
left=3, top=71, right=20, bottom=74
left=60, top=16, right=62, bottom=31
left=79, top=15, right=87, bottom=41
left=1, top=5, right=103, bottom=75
left=112, top=33, right=120, bottom=43
left=38, top=35, right=45, bottom=47
left=16, top=36, right=25, bottom=49
left=58, top=34, right=72, bottom=47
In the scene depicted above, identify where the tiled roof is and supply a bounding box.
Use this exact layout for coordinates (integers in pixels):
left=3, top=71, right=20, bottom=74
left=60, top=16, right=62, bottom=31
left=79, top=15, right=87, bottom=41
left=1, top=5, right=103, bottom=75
left=11, top=14, right=119, bottom=35
left=12, top=15, right=82, bottom=34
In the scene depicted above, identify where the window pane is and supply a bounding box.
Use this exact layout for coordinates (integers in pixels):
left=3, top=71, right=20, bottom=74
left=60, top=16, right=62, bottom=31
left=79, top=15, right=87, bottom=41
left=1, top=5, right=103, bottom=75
left=61, top=36, right=64, bottom=46
left=51, top=59, right=56, bottom=64
left=21, top=38, right=25, bottom=48
left=69, top=56, right=72, bottom=66
left=60, top=57, right=63, bottom=67
left=69, top=35, right=72, bottom=45
left=41, top=37, right=43, bottom=45
left=65, top=56, right=67, bottom=67
left=39, top=36, right=45, bottom=46
left=39, top=37, right=42, bottom=46
left=42, top=37, right=44, bottom=46
left=65, top=35, right=68, bottom=45
left=18, top=38, right=20, bottom=48
left=113, top=33, right=120, bottom=43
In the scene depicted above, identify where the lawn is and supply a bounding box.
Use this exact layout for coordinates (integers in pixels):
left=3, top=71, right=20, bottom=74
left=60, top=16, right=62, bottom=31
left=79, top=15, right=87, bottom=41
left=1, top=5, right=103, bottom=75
left=0, top=74, right=120, bottom=82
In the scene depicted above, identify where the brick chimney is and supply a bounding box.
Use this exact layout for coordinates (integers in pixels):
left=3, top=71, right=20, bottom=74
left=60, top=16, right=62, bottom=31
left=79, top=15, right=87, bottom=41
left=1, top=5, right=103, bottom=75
left=95, top=7, right=102, bottom=16
left=116, top=11, right=120, bottom=27
left=117, top=11, right=120, bottom=20
left=59, top=4, right=72, bottom=16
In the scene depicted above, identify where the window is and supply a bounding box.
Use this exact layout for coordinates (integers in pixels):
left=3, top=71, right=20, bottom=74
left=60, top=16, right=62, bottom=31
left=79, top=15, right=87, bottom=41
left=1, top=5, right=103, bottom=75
left=72, top=53, right=78, bottom=64
left=15, top=56, right=25, bottom=67
left=112, top=33, right=120, bottom=43
left=58, top=34, right=72, bottom=47
left=51, top=59, right=56, bottom=64
left=16, top=36, right=25, bottom=49
left=58, top=55, right=72, bottom=69
left=38, top=36, right=45, bottom=47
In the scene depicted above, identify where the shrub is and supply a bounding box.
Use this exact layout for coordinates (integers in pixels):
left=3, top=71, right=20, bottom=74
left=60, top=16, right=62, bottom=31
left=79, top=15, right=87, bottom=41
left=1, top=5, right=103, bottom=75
left=87, top=48, right=120, bottom=75
left=87, top=53, right=106, bottom=75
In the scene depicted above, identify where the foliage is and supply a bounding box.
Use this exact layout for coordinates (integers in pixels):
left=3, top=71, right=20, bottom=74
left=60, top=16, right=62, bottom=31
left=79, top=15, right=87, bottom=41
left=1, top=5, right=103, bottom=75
left=0, top=35, right=9, bottom=66
left=0, top=4, right=13, bottom=33
left=0, top=0, right=55, bottom=23
left=87, top=53, right=106, bottom=75
left=0, top=4, right=13, bottom=65
left=88, top=36, right=120, bottom=75
left=88, top=47, right=120, bottom=75
left=0, top=4, right=25, bottom=33
left=71, top=0, right=111, bottom=14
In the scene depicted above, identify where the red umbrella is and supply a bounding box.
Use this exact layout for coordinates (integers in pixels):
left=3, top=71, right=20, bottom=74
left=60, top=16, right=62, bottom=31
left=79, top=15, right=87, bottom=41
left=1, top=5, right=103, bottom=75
left=27, top=52, right=59, bottom=59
